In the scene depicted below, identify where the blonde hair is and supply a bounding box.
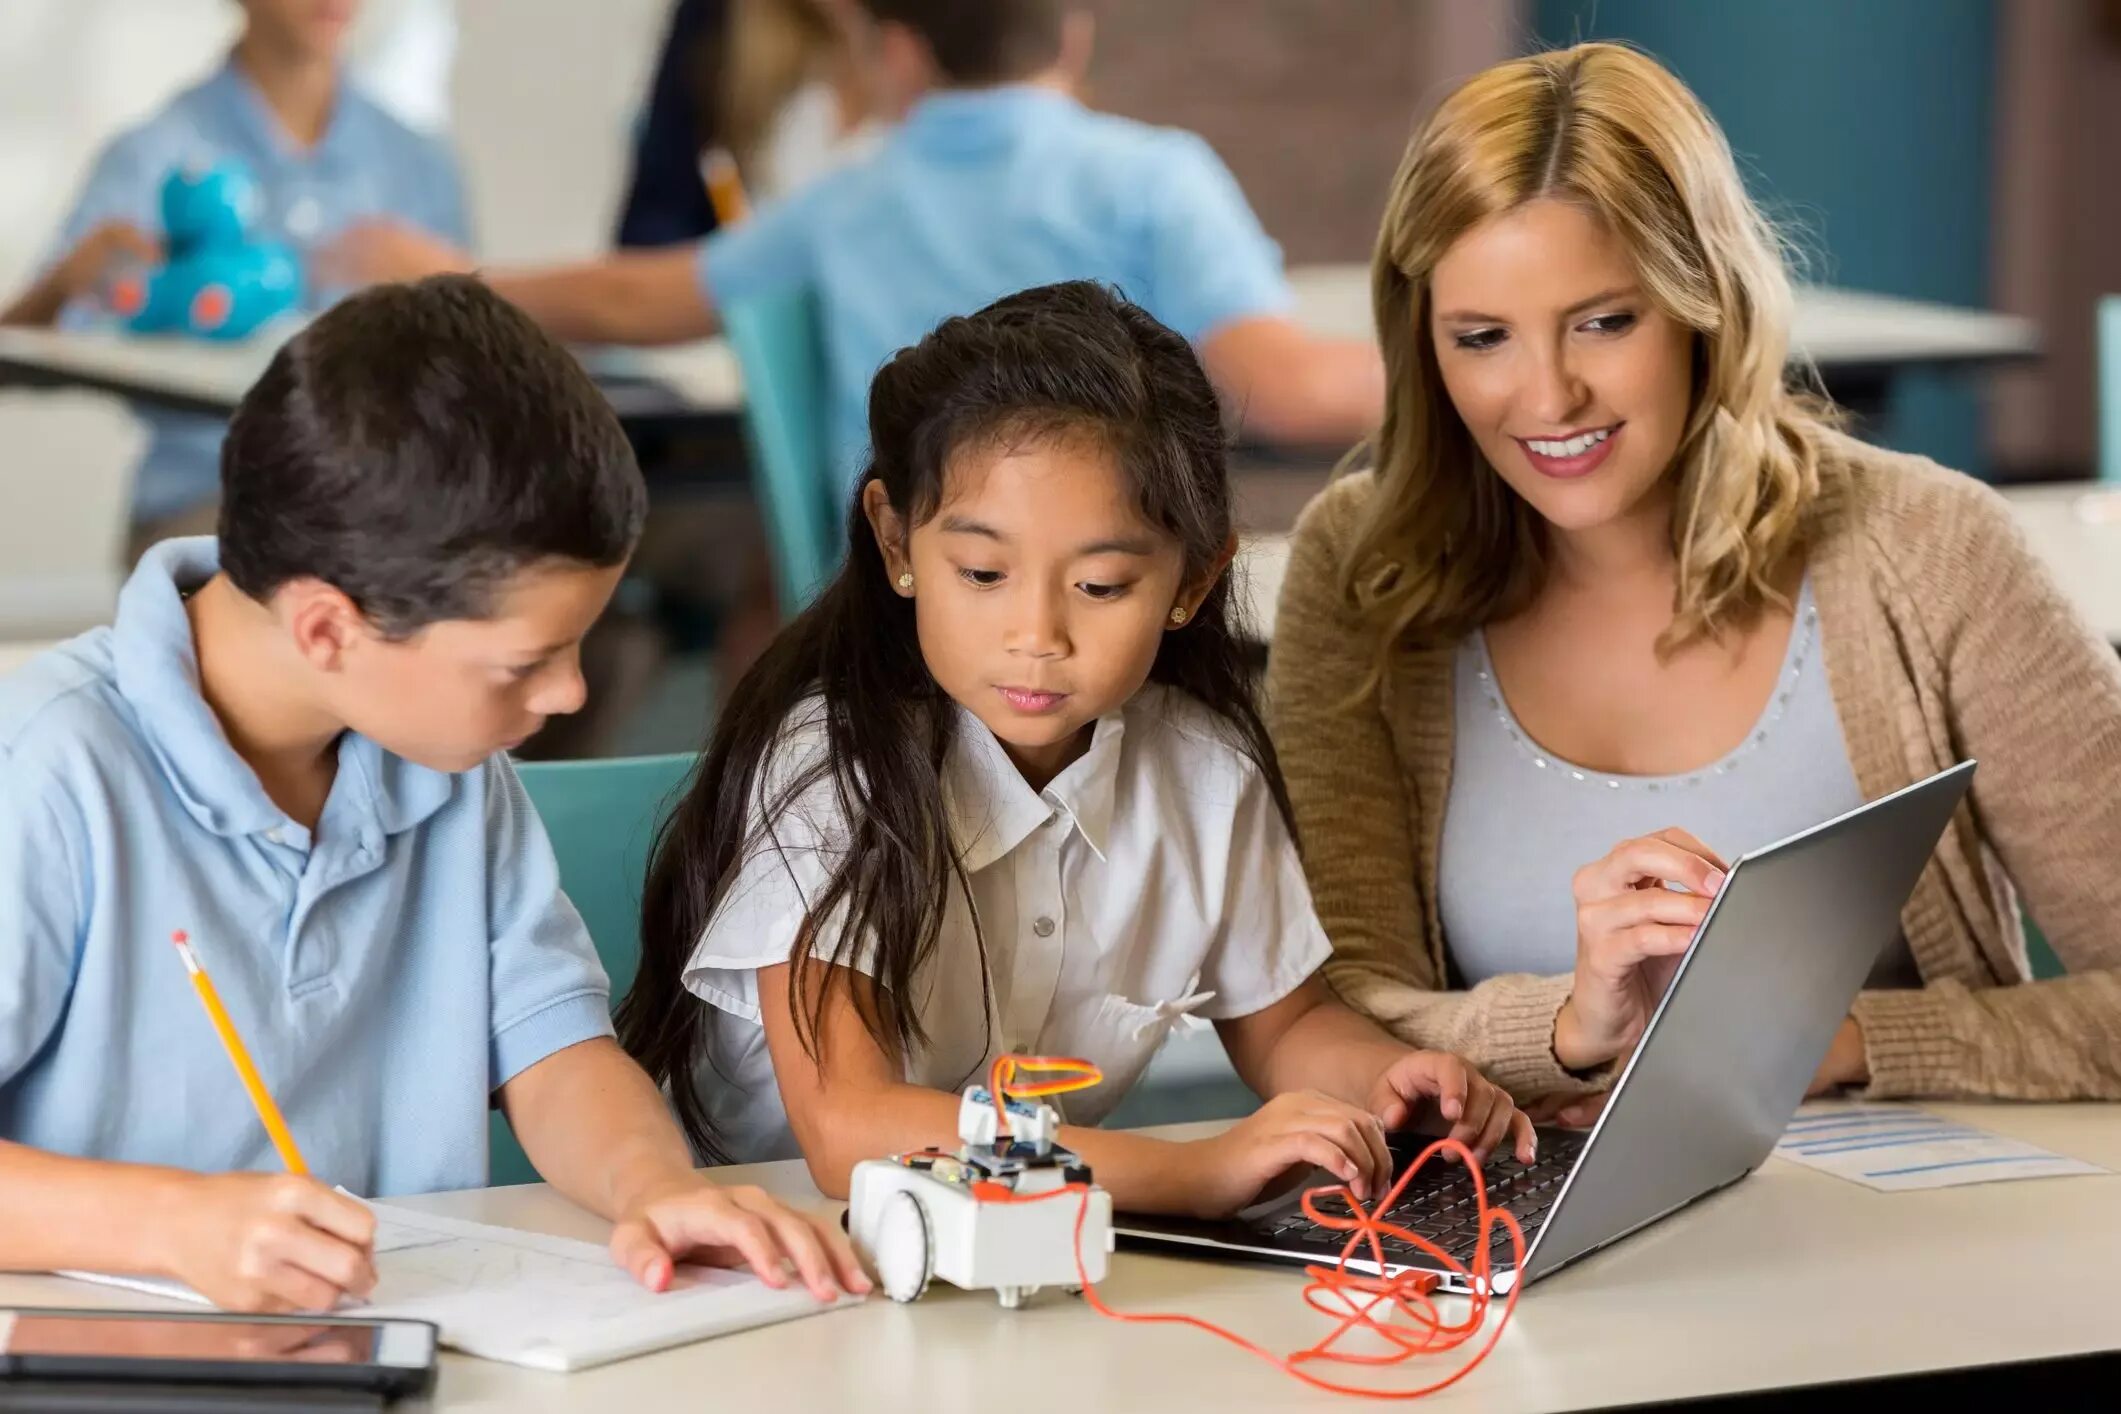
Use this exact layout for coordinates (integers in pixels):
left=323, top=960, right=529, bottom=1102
left=1344, top=42, right=1837, bottom=675
left=721, top=0, right=846, bottom=180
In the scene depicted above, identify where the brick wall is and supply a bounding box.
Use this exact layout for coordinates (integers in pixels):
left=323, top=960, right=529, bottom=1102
left=1082, top=0, right=1521, bottom=263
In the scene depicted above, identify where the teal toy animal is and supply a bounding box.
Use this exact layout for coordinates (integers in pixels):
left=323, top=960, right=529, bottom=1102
left=109, top=161, right=302, bottom=340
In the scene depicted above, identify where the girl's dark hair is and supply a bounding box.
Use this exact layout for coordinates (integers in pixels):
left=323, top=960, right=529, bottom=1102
left=616, top=280, right=1290, bottom=1159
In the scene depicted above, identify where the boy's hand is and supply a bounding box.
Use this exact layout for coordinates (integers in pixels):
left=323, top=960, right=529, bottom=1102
left=160, top=1173, right=377, bottom=1313
left=55, top=220, right=161, bottom=305
left=315, top=221, right=474, bottom=289
left=1187, top=1090, right=1394, bottom=1218
left=1368, top=1051, right=1537, bottom=1166
left=606, top=1176, right=872, bottom=1303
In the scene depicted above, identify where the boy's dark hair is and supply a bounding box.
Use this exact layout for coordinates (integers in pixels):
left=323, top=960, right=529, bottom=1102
left=219, top=275, right=647, bottom=634
left=859, top=0, right=1066, bottom=85
left=619, top=280, right=1287, bottom=1160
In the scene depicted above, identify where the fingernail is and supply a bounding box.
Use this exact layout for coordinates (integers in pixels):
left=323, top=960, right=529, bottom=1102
left=1705, top=870, right=1726, bottom=892
left=1442, top=1098, right=1462, bottom=1119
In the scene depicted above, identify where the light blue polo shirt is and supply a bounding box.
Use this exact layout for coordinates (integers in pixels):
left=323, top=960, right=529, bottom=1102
left=697, top=85, right=1294, bottom=486
left=0, top=541, right=612, bottom=1197
left=49, top=60, right=471, bottom=525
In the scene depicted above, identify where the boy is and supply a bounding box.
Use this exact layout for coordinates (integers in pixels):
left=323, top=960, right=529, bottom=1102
left=325, top=0, right=1383, bottom=487
left=0, top=277, right=866, bottom=1313
left=1, top=0, right=471, bottom=558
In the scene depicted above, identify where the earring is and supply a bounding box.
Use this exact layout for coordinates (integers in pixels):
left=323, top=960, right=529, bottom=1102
left=1169, top=606, right=1189, bottom=626
left=897, top=572, right=914, bottom=591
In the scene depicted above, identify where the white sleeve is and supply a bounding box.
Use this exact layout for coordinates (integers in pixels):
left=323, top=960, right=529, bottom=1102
left=1195, top=760, right=1334, bottom=1020
left=681, top=710, right=880, bottom=1022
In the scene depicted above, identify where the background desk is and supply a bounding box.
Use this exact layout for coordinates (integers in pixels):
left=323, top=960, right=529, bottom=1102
left=1285, top=265, right=2040, bottom=423
left=0, top=324, right=745, bottom=442
left=0, top=1103, right=2112, bottom=1412
left=0, top=272, right=2037, bottom=427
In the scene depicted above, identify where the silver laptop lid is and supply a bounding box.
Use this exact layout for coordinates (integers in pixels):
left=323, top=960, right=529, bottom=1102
left=1517, top=760, right=1976, bottom=1287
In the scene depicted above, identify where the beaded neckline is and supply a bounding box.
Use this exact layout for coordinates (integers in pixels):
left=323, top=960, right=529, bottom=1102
left=1469, top=583, right=1822, bottom=793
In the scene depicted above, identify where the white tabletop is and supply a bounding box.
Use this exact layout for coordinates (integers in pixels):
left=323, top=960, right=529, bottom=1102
left=1, top=1103, right=2113, bottom=1412
left=0, top=324, right=746, bottom=420
left=1285, top=264, right=2041, bottom=369
left=1237, top=484, right=2121, bottom=647
left=1993, top=484, right=2121, bottom=645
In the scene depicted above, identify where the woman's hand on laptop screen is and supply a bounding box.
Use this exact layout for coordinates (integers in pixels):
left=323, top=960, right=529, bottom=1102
left=1551, top=829, right=1730, bottom=1075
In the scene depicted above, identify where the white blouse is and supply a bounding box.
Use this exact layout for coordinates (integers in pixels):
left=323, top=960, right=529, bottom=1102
left=684, top=685, right=1331, bottom=1161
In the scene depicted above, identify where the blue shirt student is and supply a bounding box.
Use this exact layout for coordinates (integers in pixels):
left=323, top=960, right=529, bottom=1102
left=49, top=61, right=470, bottom=528
left=697, top=85, right=1295, bottom=484
left=0, top=540, right=612, bottom=1197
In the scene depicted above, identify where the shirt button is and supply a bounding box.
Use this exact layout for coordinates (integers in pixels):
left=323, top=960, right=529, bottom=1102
left=1032, top=917, right=1056, bottom=938
left=264, top=828, right=283, bottom=845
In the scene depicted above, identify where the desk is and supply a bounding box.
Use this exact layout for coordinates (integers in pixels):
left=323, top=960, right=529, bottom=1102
left=1236, top=484, right=2121, bottom=648
left=1997, top=484, right=2121, bottom=646
left=1286, top=265, right=2040, bottom=425
left=1286, top=264, right=2040, bottom=372
left=0, top=325, right=744, bottom=436
left=1, top=271, right=2037, bottom=427
left=0, top=1104, right=2112, bottom=1411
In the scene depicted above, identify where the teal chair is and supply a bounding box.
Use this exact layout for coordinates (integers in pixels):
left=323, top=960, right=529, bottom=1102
left=2100, top=296, right=2120, bottom=485
left=487, top=753, right=697, bottom=1185
left=724, top=289, right=840, bottom=615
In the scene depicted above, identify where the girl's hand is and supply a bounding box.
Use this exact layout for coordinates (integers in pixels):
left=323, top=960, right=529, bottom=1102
left=1553, top=829, right=1728, bottom=1072
left=607, top=1176, right=872, bottom=1303
left=1185, top=1091, right=1394, bottom=1219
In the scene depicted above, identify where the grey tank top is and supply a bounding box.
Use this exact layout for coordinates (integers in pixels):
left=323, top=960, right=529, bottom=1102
left=1439, top=577, right=1921, bottom=989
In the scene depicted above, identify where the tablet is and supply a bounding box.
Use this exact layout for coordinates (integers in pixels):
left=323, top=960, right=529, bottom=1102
left=0, top=1308, right=436, bottom=1400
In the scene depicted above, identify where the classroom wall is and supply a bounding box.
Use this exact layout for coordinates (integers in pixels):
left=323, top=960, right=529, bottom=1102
left=1083, top=0, right=1519, bottom=264
left=1989, top=0, right=2121, bottom=480
left=1532, top=0, right=1998, bottom=477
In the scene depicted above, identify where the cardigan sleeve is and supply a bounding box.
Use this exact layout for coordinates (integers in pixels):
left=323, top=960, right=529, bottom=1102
left=1852, top=477, right=2121, bottom=1099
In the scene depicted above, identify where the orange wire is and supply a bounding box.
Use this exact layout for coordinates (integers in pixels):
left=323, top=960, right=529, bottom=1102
left=972, top=1054, right=1520, bottom=1395
left=980, top=1135, right=1523, bottom=1400
left=988, top=1054, right=1103, bottom=1138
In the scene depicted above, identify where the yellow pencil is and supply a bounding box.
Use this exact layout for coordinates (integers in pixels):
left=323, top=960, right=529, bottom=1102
left=171, top=930, right=309, bottom=1176
left=701, top=147, right=750, bottom=227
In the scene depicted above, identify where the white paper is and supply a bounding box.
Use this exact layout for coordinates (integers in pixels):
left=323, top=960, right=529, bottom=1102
left=55, top=1199, right=857, bottom=1371
left=357, top=1201, right=858, bottom=1371
left=1775, top=1104, right=2111, bottom=1192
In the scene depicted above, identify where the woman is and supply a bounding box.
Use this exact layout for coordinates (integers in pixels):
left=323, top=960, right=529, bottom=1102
left=1268, top=42, right=2121, bottom=1111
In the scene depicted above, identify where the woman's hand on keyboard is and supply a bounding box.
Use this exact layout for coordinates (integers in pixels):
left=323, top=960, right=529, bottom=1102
left=1369, top=1051, right=1537, bottom=1166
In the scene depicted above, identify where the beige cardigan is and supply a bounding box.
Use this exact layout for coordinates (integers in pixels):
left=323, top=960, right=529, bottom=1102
left=1266, top=434, right=2121, bottom=1101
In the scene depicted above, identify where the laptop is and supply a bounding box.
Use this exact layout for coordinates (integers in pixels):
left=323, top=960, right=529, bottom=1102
left=1115, top=760, right=1977, bottom=1295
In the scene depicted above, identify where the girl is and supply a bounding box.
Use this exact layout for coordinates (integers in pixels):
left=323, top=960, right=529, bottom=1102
left=620, top=280, right=1532, bottom=1213
left=1268, top=43, right=2121, bottom=1115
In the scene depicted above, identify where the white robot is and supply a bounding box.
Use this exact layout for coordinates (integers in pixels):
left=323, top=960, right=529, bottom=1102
left=847, top=1074, right=1114, bottom=1309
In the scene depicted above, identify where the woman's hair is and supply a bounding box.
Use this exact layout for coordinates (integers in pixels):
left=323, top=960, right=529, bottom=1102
left=717, top=0, right=848, bottom=181
left=616, top=280, right=1287, bottom=1159
left=1346, top=41, right=1838, bottom=673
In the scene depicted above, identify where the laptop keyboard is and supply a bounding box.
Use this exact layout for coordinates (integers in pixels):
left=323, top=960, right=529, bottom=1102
left=1249, top=1129, right=1586, bottom=1270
